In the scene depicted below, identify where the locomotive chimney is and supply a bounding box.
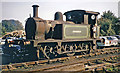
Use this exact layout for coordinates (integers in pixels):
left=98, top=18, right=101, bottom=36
left=32, top=5, right=39, bottom=17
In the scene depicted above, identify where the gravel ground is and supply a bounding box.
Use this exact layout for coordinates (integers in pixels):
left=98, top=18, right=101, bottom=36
left=11, top=52, right=120, bottom=71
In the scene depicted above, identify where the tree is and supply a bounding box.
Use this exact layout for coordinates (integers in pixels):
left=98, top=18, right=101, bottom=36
left=0, top=22, right=2, bottom=37
left=98, top=18, right=115, bottom=36
left=0, top=22, right=6, bottom=37
left=115, top=22, right=120, bottom=34
left=98, top=10, right=120, bottom=35
left=2, top=20, right=23, bottom=32
left=0, top=20, right=24, bottom=37
left=102, top=11, right=119, bottom=24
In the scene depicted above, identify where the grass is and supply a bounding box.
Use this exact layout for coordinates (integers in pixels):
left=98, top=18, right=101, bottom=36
left=106, top=66, right=120, bottom=71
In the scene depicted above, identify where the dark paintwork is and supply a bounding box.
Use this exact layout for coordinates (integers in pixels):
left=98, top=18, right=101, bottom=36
left=25, top=5, right=100, bottom=47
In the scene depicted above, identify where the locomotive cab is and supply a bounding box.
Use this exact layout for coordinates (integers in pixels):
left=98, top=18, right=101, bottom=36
left=64, top=10, right=85, bottom=24
left=64, top=10, right=100, bottom=25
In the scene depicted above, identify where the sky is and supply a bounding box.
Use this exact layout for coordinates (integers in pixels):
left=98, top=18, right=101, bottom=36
left=0, top=0, right=120, bottom=28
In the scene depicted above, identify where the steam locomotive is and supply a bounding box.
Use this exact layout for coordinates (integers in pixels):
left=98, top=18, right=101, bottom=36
left=25, top=5, right=101, bottom=59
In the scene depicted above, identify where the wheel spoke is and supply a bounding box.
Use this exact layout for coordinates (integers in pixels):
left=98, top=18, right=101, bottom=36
left=43, top=46, right=57, bottom=59
left=66, top=45, right=75, bottom=56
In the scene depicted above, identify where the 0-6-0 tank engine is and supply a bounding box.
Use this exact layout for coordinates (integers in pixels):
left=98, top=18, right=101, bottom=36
left=25, top=5, right=100, bottom=59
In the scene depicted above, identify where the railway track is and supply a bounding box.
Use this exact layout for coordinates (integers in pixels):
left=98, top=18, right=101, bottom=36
left=44, top=54, right=120, bottom=71
left=1, top=47, right=120, bottom=72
